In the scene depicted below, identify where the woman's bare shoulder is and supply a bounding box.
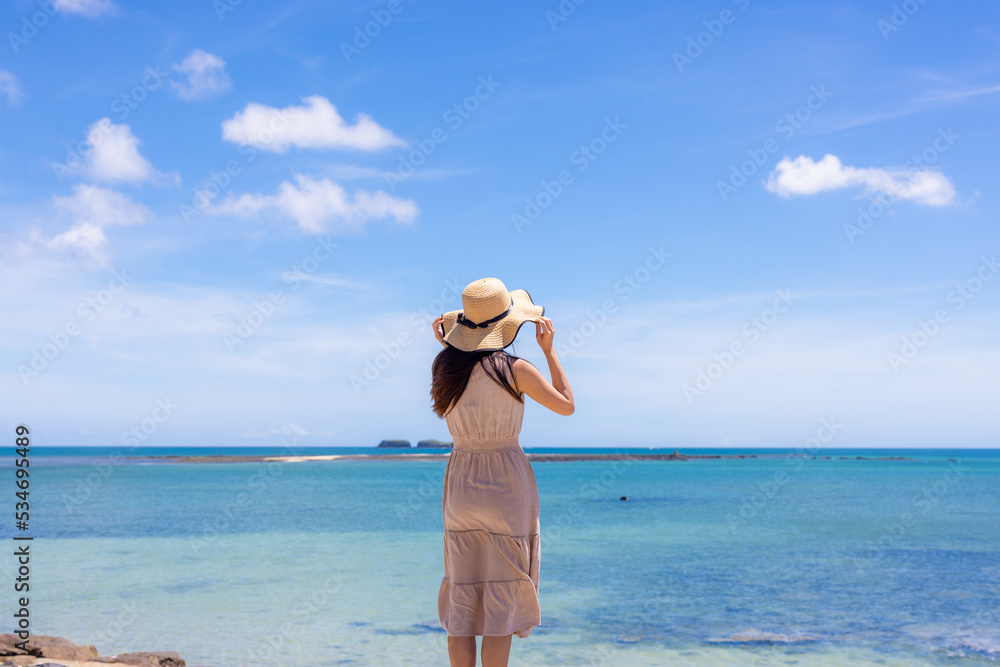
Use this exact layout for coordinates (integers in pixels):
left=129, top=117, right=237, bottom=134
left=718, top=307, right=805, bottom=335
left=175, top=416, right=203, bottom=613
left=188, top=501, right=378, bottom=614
left=509, top=356, right=539, bottom=379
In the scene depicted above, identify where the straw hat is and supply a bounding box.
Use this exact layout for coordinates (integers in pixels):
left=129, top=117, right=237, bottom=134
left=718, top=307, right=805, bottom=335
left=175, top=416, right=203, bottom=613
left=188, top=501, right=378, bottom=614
left=441, top=278, right=544, bottom=352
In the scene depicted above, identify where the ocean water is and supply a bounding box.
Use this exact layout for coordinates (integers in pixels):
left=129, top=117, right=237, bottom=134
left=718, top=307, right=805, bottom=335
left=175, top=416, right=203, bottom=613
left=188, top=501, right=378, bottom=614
left=4, top=446, right=999, bottom=666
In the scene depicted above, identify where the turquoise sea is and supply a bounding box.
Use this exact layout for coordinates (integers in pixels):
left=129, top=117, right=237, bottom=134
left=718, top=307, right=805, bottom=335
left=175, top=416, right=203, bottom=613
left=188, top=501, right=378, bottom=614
left=4, top=446, right=999, bottom=666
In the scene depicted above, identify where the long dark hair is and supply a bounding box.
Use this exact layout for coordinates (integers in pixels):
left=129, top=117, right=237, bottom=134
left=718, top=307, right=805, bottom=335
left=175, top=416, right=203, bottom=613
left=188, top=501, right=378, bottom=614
left=431, top=347, right=523, bottom=418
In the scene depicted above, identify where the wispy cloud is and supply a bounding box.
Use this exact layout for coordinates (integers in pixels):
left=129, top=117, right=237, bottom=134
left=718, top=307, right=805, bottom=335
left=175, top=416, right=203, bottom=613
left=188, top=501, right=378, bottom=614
left=764, top=154, right=955, bottom=206
left=170, top=49, right=232, bottom=101
left=291, top=273, right=375, bottom=291
left=45, top=184, right=152, bottom=265
left=320, top=163, right=386, bottom=180
left=241, top=423, right=310, bottom=437
left=0, top=70, right=23, bottom=106
left=818, top=80, right=1000, bottom=135
left=53, top=184, right=152, bottom=227
left=911, top=83, right=1000, bottom=104
left=53, top=0, right=117, bottom=17
left=221, top=96, right=407, bottom=152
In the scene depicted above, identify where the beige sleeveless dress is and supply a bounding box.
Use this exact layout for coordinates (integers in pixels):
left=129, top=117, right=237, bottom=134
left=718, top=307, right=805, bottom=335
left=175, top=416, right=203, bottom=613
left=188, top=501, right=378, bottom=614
left=437, top=360, right=541, bottom=638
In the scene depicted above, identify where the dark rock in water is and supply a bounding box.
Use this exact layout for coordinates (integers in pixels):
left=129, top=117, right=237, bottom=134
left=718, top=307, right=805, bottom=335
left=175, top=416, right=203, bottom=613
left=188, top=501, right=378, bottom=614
left=417, top=439, right=453, bottom=448
left=377, top=439, right=411, bottom=448
left=707, top=629, right=822, bottom=644
left=103, top=650, right=187, bottom=666
left=96, top=651, right=185, bottom=667
left=413, top=620, right=447, bottom=633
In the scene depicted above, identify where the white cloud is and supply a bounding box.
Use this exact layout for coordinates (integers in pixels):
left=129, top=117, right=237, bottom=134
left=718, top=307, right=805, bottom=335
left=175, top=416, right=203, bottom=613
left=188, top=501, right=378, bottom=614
left=0, top=70, right=23, bottom=106
left=764, top=154, right=956, bottom=206
left=45, top=223, right=111, bottom=264
left=211, top=174, right=419, bottom=234
left=46, top=184, right=152, bottom=264
left=171, top=49, right=231, bottom=101
left=82, top=118, right=178, bottom=185
left=221, top=96, right=406, bottom=152
left=54, top=184, right=152, bottom=227
left=53, top=0, right=116, bottom=17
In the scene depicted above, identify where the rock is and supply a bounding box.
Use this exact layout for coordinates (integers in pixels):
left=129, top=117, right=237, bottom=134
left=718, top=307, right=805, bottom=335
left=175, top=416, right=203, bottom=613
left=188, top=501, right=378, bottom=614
left=416, top=440, right=453, bottom=448
left=0, top=635, right=98, bottom=662
left=377, top=440, right=411, bottom=448
left=97, top=651, right=185, bottom=667
left=0, top=635, right=190, bottom=667
left=708, top=629, right=821, bottom=644
left=0, top=634, right=31, bottom=656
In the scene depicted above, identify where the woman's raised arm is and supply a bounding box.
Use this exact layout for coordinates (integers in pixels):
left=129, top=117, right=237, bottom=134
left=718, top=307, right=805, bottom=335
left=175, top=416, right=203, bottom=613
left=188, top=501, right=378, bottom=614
left=511, top=316, right=574, bottom=416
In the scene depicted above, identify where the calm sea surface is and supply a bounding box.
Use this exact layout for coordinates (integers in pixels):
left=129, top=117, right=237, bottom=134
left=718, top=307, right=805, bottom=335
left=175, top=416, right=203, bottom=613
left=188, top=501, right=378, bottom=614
left=4, top=446, right=999, bottom=666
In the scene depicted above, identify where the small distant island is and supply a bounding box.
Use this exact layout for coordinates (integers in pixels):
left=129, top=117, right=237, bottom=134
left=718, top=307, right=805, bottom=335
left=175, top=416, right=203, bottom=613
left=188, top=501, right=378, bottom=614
left=377, top=439, right=411, bottom=448
left=417, top=439, right=453, bottom=448
left=377, top=439, right=454, bottom=448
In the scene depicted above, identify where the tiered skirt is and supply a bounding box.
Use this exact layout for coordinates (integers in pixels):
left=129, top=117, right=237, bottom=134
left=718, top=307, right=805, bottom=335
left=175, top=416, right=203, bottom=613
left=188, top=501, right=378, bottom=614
left=438, top=436, right=541, bottom=638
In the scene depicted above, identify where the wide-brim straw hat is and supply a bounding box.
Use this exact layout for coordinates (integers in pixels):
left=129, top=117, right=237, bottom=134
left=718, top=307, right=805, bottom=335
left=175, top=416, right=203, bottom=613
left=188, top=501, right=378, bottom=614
left=441, top=277, right=544, bottom=352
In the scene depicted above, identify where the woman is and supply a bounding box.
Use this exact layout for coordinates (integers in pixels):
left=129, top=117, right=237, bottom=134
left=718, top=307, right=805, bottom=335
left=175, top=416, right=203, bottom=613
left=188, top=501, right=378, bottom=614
left=430, top=277, right=574, bottom=667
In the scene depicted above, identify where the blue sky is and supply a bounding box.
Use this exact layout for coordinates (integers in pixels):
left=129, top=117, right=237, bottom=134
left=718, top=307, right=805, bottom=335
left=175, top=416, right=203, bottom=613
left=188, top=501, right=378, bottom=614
left=2, top=0, right=998, bottom=448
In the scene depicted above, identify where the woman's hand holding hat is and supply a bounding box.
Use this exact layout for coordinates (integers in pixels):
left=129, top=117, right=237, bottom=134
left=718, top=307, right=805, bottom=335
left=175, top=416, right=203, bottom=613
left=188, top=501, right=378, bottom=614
left=533, top=316, right=555, bottom=355
left=433, top=315, right=447, bottom=348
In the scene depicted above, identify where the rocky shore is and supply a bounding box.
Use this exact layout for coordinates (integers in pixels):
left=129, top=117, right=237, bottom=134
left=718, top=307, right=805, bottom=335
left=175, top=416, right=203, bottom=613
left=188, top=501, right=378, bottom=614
left=0, top=634, right=205, bottom=667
